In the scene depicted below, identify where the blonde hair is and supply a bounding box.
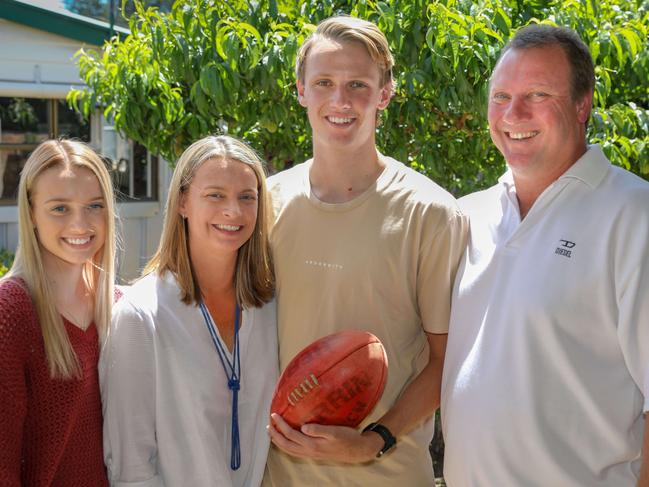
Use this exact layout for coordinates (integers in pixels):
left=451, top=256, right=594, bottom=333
left=143, top=135, right=274, bottom=308
left=7, top=139, right=116, bottom=379
left=296, top=15, right=395, bottom=91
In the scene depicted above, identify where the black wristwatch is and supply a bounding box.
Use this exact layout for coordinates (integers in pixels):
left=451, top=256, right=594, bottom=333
left=362, top=422, right=397, bottom=458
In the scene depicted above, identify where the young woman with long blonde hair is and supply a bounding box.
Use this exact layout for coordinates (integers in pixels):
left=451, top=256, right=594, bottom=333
left=0, top=139, right=116, bottom=486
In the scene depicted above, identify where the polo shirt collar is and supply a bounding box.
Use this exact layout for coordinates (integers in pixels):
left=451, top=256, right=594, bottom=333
left=497, top=144, right=610, bottom=192
left=557, top=144, right=610, bottom=189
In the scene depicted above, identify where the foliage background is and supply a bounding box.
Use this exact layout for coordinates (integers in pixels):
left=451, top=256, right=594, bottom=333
left=0, top=250, right=15, bottom=278
left=69, top=0, right=648, bottom=197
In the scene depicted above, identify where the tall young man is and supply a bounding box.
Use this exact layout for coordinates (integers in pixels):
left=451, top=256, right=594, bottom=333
left=264, top=16, right=467, bottom=486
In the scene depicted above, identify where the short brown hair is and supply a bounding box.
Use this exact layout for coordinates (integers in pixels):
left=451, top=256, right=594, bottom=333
left=499, top=24, right=595, bottom=101
left=296, top=15, right=394, bottom=91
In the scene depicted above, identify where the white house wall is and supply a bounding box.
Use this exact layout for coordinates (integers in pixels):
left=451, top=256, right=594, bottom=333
left=0, top=18, right=91, bottom=97
left=116, top=162, right=172, bottom=283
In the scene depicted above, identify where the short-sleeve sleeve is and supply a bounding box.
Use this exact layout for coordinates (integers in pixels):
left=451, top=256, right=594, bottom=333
left=418, top=207, right=469, bottom=334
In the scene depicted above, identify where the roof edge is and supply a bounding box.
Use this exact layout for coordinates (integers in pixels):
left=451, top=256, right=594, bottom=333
left=0, top=0, right=130, bottom=46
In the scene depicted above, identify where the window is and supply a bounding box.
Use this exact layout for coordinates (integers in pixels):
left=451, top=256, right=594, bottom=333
left=0, top=97, right=157, bottom=204
left=100, top=118, right=158, bottom=202
left=0, top=97, right=90, bottom=201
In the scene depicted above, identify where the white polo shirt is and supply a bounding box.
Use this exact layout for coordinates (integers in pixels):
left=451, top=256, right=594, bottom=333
left=442, top=145, right=649, bottom=486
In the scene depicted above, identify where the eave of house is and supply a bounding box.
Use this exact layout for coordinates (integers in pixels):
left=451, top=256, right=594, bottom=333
left=0, top=0, right=129, bottom=45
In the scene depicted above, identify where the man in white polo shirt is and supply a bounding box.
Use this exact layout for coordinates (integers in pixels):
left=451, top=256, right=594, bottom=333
left=442, top=24, right=649, bottom=486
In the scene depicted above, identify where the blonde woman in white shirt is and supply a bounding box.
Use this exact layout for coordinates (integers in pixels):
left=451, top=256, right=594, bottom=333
left=100, top=135, right=277, bottom=487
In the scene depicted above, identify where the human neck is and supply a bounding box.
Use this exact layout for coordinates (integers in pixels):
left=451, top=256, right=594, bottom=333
left=512, top=169, right=573, bottom=219
left=513, top=186, right=540, bottom=220
left=42, top=253, right=87, bottom=293
left=42, top=254, right=93, bottom=329
left=189, top=244, right=237, bottom=300
left=512, top=144, right=588, bottom=219
left=310, top=145, right=385, bottom=203
left=190, top=245, right=238, bottom=351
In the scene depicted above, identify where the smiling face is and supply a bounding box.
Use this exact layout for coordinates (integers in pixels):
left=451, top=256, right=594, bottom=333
left=179, top=157, right=259, bottom=262
left=488, top=46, right=592, bottom=184
left=297, top=39, right=392, bottom=154
left=30, top=164, right=106, bottom=270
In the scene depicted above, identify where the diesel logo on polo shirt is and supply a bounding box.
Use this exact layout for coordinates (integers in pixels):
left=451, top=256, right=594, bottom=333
left=555, top=239, right=576, bottom=258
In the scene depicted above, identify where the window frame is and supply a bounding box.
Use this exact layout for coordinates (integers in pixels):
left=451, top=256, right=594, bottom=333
left=0, top=97, right=158, bottom=206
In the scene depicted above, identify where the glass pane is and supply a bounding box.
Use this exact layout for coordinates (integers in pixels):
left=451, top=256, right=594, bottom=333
left=102, top=124, right=132, bottom=200
left=0, top=148, right=31, bottom=201
left=109, top=155, right=132, bottom=202
left=101, top=115, right=158, bottom=202
left=57, top=100, right=90, bottom=141
left=0, top=97, right=50, bottom=144
left=132, top=142, right=158, bottom=200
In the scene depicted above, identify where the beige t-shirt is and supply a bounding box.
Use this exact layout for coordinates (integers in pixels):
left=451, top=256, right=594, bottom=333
left=264, top=156, right=467, bottom=486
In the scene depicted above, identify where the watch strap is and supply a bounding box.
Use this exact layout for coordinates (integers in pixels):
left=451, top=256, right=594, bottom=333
left=362, top=422, right=397, bottom=458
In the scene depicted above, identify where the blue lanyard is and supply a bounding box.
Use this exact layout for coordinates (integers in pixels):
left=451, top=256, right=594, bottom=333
left=199, top=301, right=241, bottom=470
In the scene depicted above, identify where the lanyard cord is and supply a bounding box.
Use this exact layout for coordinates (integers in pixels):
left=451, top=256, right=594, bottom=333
left=199, top=301, right=241, bottom=470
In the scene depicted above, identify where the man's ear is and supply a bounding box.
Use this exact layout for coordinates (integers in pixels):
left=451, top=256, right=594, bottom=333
left=377, top=83, right=392, bottom=111
left=576, top=91, right=594, bottom=124
left=296, top=79, right=307, bottom=108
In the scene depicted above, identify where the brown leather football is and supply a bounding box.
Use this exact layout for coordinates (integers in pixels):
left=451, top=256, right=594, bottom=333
left=270, top=330, right=388, bottom=428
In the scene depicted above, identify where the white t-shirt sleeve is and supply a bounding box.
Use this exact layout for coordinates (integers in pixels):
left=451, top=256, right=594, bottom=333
left=100, top=299, right=164, bottom=486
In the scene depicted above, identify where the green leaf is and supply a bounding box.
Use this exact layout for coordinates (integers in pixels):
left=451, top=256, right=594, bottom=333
left=215, top=23, right=230, bottom=60
left=190, top=82, right=211, bottom=117
left=199, top=63, right=220, bottom=97
left=269, top=0, right=278, bottom=19
left=618, top=28, right=640, bottom=58
left=493, top=8, right=511, bottom=37
left=237, top=22, right=262, bottom=42
left=609, top=32, right=625, bottom=66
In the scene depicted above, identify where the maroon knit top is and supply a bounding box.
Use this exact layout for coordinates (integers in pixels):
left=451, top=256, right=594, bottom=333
left=0, top=277, right=108, bottom=486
